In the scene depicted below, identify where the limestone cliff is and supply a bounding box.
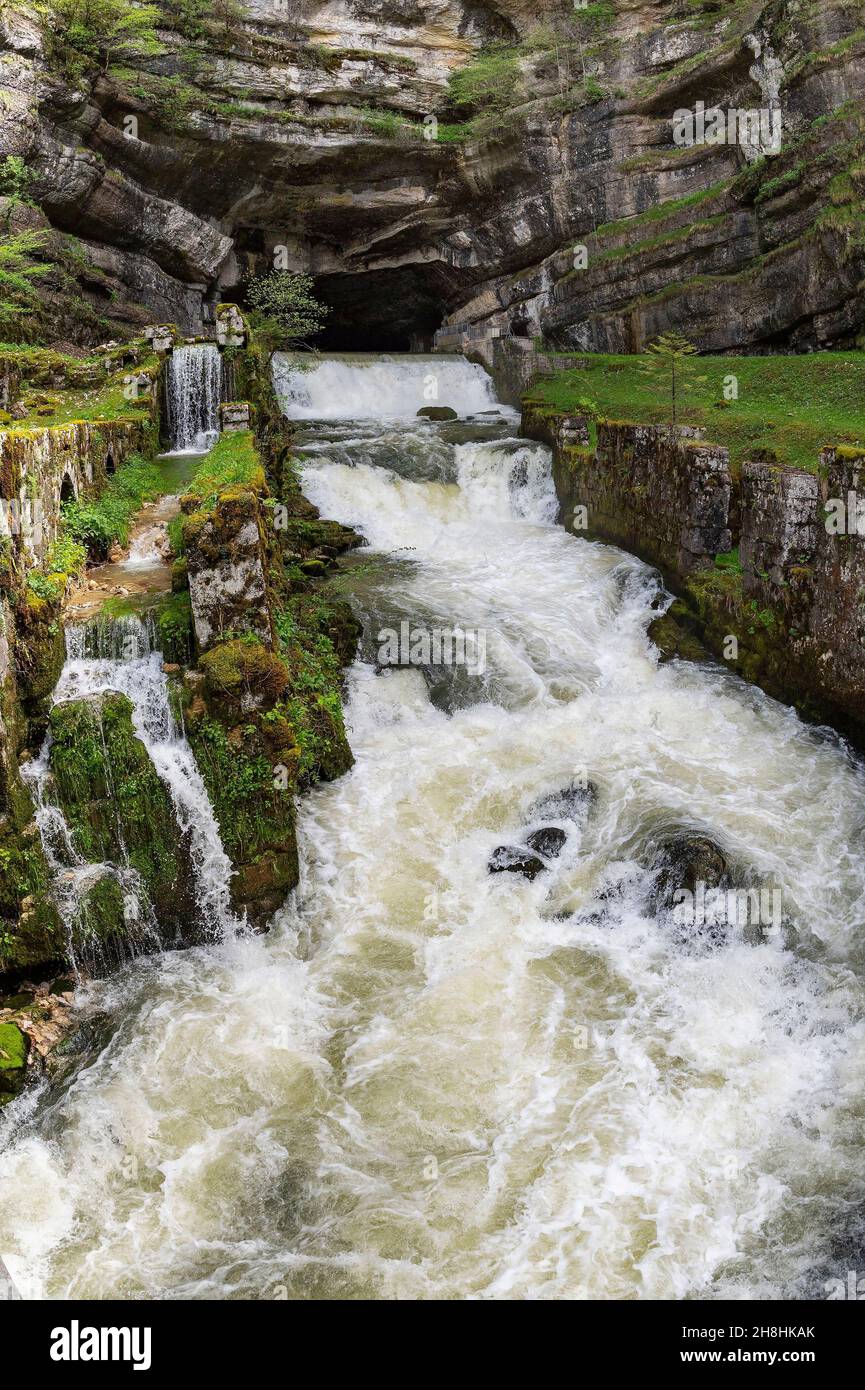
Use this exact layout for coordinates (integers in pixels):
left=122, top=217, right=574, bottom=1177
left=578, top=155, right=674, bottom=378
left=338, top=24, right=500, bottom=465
left=3, top=0, right=863, bottom=352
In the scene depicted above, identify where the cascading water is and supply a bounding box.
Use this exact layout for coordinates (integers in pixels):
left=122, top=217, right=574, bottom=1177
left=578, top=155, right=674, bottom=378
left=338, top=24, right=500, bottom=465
left=271, top=351, right=503, bottom=420
left=166, top=344, right=222, bottom=453
left=22, top=616, right=242, bottom=971
left=3, top=355, right=865, bottom=1301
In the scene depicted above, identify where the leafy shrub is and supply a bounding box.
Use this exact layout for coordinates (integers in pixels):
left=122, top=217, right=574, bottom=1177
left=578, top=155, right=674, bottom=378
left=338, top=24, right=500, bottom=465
left=0, top=157, right=36, bottom=204
left=37, top=0, right=163, bottom=79
left=245, top=272, right=329, bottom=347
left=62, top=453, right=163, bottom=558
left=0, top=230, right=51, bottom=332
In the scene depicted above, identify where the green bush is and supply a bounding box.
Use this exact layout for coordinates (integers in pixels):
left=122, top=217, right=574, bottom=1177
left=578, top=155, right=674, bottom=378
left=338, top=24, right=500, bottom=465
left=0, top=157, right=36, bottom=204
left=0, top=230, right=51, bottom=332
left=245, top=272, right=329, bottom=348
left=62, top=452, right=163, bottom=558
left=37, top=0, right=163, bottom=79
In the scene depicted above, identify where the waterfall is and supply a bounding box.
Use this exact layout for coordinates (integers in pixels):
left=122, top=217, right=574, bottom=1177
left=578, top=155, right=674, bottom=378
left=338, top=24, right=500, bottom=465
left=4, top=355, right=865, bottom=1303
left=271, top=351, right=504, bottom=420
left=166, top=345, right=222, bottom=452
left=22, top=734, right=161, bottom=976
left=24, top=617, right=243, bottom=972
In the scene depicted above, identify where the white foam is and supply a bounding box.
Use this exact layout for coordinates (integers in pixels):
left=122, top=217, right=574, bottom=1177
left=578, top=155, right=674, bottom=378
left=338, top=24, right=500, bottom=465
left=3, top=356, right=865, bottom=1302
left=272, top=352, right=502, bottom=420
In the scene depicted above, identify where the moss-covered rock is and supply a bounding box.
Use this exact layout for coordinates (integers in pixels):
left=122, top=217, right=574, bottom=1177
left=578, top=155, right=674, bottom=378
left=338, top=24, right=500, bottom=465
left=200, top=636, right=289, bottom=716
left=76, top=868, right=126, bottom=947
left=185, top=638, right=302, bottom=923
left=48, top=692, right=196, bottom=935
left=0, top=1021, right=29, bottom=1104
left=648, top=601, right=710, bottom=664
left=1, top=599, right=65, bottom=979
left=13, top=592, right=67, bottom=737
left=184, top=704, right=300, bottom=925
left=153, top=590, right=193, bottom=665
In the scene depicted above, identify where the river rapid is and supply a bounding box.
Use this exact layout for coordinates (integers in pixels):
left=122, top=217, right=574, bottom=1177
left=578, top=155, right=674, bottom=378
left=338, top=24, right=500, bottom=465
left=2, top=354, right=865, bottom=1301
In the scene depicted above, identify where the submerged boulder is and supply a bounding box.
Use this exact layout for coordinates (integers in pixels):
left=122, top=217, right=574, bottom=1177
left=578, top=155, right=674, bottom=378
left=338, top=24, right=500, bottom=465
left=650, top=832, right=729, bottom=910
left=417, top=406, right=458, bottom=421
left=48, top=693, right=197, bottom=938
left=488, top=845, right=546, bottom=880
left=526, top=779, right=597, bottom=823
left=526, top=826, right=567, bottom=858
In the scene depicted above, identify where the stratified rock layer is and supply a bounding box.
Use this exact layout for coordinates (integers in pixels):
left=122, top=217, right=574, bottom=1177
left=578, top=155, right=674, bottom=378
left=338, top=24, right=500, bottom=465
left=3, top=1, right=863, bottom=351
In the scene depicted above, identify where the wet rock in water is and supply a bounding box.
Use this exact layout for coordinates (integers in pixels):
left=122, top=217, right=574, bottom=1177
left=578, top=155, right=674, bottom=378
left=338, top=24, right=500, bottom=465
left=526, top=826, right=567, bottom=858
left=44, top=1009, right=115, bottom=1084
left=48, top=693, right=198, bottom=942
left=648, top=601, right=709, bottom=664
left=417, top=406, right=458, bottom=421
left=527, top=780, right=597, bottom=823
left=650, top=833, right=729, bottom=909
left=488, top=845, right=547, bottom=880
left=0, top=1022, right=30, bottom=1105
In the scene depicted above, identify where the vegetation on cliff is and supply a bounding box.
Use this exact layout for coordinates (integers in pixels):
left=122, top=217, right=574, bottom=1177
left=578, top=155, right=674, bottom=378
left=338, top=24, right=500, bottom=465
left=526, top=352, right=865, bottom=473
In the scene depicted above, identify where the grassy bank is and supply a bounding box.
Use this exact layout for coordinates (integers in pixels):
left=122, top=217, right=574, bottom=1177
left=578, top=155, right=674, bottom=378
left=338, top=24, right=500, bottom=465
left=182, top=429, right=266, bottom=511
left=525, top=352, right=865, bottom=473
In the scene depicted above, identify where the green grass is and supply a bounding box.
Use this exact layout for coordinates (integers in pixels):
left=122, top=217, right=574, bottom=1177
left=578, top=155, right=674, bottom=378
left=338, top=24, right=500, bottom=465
left=526, top=352, right=865, bottom=473
left=183, top=430, right=265, bottom=509
left=1, top=351, right=158, bottom=429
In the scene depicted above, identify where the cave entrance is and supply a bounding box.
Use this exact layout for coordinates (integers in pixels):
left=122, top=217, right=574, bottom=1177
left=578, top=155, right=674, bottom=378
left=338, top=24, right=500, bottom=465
left=305, top=267, right=450, bottom=354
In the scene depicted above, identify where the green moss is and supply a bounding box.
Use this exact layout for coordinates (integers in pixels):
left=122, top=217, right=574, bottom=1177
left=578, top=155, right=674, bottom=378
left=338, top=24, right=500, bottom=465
left=648, top=602, right=710, bottom=663
left=0, top=1021, right=29, bottom=1099
left=14, top=599, right=66, bottom=725
left=48, top=692, right=193, bottom=926
left=185, top=712, right=296, bottom=857
left=153, top=590, right=193, bottom=664
left=199, top=636, right=289, bottom=714
left=75, top=872, right=126, bottom=948
left=274, top=598, right=356, bottom=784
left=182, top=430, right=265, bottom=516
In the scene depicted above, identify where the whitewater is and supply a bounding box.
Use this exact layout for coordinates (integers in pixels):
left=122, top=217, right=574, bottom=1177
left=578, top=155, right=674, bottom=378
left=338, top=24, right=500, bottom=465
left=2, top=354, right=864, bottom=1301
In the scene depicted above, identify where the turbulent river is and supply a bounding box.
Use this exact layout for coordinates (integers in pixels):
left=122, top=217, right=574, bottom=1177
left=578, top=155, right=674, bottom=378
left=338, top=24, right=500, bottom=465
left=2, top=354, right=865, bottom=1300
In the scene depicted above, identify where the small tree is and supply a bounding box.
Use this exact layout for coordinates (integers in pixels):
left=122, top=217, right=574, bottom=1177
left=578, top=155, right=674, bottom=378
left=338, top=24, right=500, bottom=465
left=38, top=0, right=163, bottom=78
left=0, top=230, right=51, bottom=335
left=0, top=157, right=37, bottom=205
left=245, top=272, right=329, bottom=347
left=640, top=331, right=706, bottom=431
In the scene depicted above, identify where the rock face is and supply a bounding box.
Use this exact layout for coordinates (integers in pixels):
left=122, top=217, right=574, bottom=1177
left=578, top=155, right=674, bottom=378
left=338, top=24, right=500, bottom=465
left=528, top=399, right=865, bottom=739
left=48, top=692, right=199, bottom=945
left=4, top=1, right=864, bottom=351
left=183, top=472, right=274, bottom=652
left=530, top=409, right=733, bottom=578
